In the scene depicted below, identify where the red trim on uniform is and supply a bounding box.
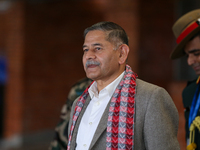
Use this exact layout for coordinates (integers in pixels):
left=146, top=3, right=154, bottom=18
left=176, top=22, right=199, bottom=44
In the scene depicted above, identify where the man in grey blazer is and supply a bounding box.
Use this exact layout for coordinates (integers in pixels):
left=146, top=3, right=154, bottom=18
left=67, top=21, right=180, bottom=150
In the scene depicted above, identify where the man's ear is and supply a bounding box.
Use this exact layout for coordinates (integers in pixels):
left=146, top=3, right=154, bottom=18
left=118, top=44, right=129, bottom=64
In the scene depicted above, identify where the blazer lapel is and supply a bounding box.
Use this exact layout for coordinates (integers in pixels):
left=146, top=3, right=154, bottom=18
left=70, top=96, right=111, bottom=150
left=70, top=95, right=91, bottom=149
left=89, top=100, right=111, bottom=149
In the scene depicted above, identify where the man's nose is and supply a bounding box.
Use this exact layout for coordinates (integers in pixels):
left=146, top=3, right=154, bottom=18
left=187, top=54, right=195, bottom=66
left=85, top=49, right=96, bottom=59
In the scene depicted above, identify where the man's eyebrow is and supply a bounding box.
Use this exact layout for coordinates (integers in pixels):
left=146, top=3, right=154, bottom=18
left=83, top=43, right=103, bottom=48
left=188, top=49, right=200, bottom=54
left=83, top=45, right=87, bottom=49
left=92, top=43, right=103, bottom=46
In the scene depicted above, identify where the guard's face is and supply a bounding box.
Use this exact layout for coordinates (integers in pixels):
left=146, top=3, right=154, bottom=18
left=185, top=36, right=200, bottom=75
left=82, top=30, right=121, bottom=83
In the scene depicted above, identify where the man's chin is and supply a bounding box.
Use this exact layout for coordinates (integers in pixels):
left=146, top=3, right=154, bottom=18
left=195, top=71, right=200, bottom=76
left=86, top=73, right=97, bottom=81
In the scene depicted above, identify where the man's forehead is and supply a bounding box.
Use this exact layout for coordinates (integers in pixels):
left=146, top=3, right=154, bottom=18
left=184, top=36, right=200, bottom=53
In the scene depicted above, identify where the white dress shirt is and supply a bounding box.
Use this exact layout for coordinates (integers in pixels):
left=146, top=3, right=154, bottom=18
left=76, top=72, right=125, bottom=150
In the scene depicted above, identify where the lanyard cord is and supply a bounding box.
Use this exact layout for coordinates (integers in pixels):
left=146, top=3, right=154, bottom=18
left=189, top=80, right=200, bottom=129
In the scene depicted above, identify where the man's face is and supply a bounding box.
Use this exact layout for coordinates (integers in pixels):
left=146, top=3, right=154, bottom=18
left=184, top=36, right=200, bottom=75
left=82, top=30, right=121, bottom=82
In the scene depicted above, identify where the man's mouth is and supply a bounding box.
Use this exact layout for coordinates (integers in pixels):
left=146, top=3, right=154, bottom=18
left=192, top=64, right=200, bottom=72
left=85, top=60, right=100, bottom=69
left=87, top=64, right=98, bottom=68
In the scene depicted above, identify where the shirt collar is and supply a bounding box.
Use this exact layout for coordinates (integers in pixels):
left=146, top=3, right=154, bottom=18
left=88, top=71, right=125, bottom=99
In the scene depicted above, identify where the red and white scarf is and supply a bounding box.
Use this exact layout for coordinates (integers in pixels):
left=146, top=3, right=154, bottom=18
left=67, top=65, right=137, bottom=150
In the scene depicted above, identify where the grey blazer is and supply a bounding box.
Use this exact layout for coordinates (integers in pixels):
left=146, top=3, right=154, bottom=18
left=68, top=79, right=180, bottom=150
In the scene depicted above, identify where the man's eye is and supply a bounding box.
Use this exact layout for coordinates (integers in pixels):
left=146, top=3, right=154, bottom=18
left=194, top=52, right=200, bottom=56
left=83, top=49, right=89, bottom=52
left=95, top=47, right=102, bottom=51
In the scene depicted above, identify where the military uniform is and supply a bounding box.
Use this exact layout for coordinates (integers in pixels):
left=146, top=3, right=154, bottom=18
left=182, top=79, right=200, bottom=150
left=49, top=78, right=92, bottom=150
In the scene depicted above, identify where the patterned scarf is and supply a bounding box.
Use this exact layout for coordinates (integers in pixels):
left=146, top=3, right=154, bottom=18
left=67, top=65, right=137, bottom=150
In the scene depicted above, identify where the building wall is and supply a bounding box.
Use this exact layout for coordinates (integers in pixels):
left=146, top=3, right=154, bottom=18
left=4, top=0, right=103, bottom=137
left=138, top=1, right=186, bottom=149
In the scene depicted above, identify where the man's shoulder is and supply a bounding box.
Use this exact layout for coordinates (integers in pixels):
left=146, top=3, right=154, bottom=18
left=184, top=79, right=197, bottom=89
left=182, top=79, right=197, bottom=97
left=182, top=78, right=198, bottom=107
left=67, top=78, right=92, bottom=103
left=136, top=78, right=161, bottom=90
left=135, top=78, right=169, bottom=99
